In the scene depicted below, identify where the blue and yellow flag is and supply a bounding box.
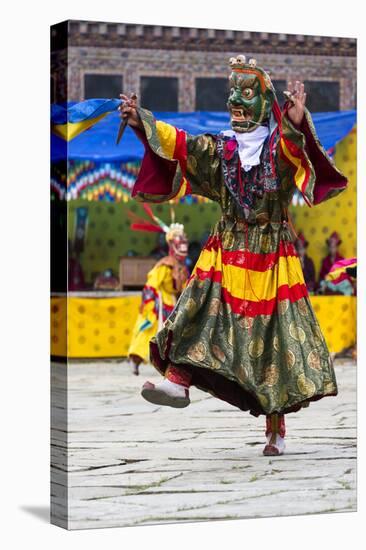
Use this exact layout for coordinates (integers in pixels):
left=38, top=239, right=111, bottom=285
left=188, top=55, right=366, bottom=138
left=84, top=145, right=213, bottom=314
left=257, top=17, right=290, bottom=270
left=51, top=99, right=121, bottom=141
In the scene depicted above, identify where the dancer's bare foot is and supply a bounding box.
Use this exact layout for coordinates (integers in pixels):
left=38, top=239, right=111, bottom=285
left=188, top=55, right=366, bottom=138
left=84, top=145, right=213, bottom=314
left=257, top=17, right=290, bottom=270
left=141, top=379, right=190, bottom=408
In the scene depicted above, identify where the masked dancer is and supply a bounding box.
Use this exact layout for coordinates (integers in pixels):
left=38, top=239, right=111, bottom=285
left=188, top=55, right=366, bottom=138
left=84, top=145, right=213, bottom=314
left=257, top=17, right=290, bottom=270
left=120, top=55, right=348, bottom=455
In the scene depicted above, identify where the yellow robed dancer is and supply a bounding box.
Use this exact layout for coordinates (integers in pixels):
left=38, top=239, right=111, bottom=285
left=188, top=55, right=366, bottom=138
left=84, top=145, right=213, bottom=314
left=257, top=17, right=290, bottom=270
left=127, top=205, right=189, bottom=375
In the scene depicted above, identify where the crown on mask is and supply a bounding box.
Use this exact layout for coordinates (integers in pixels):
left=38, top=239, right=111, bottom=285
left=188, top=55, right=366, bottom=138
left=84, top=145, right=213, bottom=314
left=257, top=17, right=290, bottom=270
left=166, top=223, right=185, bottom=242
left=228, top=55, right=274, bottom=94
left=229, top=55, right=258, bottom=70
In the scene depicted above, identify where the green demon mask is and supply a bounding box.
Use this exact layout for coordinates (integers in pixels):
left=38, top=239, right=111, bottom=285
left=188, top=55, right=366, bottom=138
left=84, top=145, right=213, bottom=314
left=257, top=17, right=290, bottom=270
left=227, top=55, right=276, bottom=133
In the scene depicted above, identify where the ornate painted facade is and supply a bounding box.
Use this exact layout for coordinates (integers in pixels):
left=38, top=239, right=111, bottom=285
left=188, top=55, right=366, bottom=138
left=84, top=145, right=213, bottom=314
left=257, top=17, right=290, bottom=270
left=51, top=21, right=356, bottom=110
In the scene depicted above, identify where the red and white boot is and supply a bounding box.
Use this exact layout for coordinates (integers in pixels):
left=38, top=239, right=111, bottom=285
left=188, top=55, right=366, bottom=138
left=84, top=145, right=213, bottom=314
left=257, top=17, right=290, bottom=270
left=263, top=413, right=286, bottom=456
left=141, top=365, right=191, bottom=408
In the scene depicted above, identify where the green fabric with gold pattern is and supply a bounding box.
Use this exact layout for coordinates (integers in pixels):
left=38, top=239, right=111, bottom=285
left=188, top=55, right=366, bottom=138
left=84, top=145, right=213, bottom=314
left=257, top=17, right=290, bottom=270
left=131, top=105, right=346, bottom=416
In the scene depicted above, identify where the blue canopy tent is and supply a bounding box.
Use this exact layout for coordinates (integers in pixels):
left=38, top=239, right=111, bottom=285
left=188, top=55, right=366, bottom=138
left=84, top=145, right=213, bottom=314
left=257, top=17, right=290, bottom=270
left=50, top=101, right=356, bottom=202
left=51, top=107, right=356, bottom=163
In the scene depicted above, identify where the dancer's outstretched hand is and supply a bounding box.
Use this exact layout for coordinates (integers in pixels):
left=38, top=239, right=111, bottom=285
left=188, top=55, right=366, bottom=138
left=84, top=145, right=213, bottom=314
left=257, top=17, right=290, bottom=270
left=118, top=93, right=142, bottom=129
left=285, top=80, right=307, bottom=127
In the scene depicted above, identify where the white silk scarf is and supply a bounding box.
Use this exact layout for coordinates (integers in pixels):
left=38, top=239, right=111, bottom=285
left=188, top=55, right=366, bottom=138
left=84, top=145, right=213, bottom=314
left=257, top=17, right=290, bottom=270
left=221, top=125, right=270, bottom=171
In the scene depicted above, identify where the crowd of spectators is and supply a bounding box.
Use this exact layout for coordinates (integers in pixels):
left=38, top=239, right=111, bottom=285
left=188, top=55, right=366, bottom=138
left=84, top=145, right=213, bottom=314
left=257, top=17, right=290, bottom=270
left=295, top=231, right=356, bottom=296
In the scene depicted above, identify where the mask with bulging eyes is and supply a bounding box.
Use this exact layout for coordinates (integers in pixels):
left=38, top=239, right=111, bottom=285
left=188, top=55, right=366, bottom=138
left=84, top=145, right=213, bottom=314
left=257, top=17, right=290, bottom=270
left=227, top=58, right=276, bottom=133
left=167, top=231, right=189, bottom=262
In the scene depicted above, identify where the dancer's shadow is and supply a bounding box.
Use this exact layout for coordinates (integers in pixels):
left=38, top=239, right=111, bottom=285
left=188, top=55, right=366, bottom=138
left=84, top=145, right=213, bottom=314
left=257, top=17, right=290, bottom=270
left=20, top=506, right=49, bottom=523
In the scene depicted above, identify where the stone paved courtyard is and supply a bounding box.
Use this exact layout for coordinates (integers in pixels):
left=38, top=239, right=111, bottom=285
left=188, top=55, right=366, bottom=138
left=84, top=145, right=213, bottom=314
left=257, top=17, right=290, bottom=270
left=51, top=359, right=356, bottom=529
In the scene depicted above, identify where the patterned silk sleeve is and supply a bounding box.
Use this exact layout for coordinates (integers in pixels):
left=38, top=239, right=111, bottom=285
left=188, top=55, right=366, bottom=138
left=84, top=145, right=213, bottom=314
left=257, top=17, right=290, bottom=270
left=276, top=106, right=348, bottom=207
left=131, top=107, right=221, bottom=203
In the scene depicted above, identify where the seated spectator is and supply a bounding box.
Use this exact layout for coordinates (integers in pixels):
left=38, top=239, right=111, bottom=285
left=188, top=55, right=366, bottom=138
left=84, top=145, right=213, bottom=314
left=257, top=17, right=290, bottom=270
left=295, top=232, right=316, bottom=293
left=94, top=269, right=120, bottom=290
left=68, top=239, right=85, bottom=291
left=319, top=231, right=344, bottom=283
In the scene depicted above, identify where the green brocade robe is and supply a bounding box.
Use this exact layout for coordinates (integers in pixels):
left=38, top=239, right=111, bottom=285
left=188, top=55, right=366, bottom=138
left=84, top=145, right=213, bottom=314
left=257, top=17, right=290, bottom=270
left=131, top=106, right=348, bottom=416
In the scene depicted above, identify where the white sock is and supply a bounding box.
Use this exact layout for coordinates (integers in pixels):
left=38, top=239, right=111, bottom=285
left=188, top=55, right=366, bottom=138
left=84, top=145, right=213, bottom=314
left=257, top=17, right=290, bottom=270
left=267, top=433, right=285, bottom=453
left=156, top=378, right=188, bottom=397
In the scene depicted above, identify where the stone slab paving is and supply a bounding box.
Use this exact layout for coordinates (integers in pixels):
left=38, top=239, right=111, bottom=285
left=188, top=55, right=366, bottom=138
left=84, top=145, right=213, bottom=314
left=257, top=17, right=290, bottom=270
left=51, top=360, right=357, bottom=529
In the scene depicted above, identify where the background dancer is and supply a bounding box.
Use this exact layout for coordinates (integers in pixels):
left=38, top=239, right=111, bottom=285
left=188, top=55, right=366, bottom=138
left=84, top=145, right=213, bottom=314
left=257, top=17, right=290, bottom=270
left=127, top=206, right=189, bottom=375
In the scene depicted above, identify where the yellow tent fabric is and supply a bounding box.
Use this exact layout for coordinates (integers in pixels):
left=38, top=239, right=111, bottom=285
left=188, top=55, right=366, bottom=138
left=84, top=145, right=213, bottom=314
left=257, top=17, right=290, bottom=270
left=51, top=294, right=356, bottom=358
left=290, top=127, right=357, bottom=276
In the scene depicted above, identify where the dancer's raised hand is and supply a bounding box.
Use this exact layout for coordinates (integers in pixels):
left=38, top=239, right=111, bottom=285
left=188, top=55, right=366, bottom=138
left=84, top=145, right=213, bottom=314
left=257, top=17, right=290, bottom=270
left=118, top=93, right=142, bottom=129
left=285, top=80, right=307, bottom=127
